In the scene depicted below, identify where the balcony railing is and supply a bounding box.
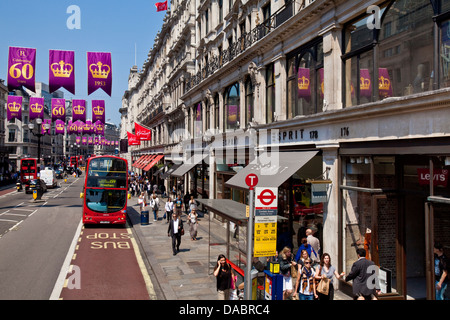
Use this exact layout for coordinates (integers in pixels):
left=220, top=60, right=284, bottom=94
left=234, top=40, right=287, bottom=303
left=185, top=0, right=294, bottom=92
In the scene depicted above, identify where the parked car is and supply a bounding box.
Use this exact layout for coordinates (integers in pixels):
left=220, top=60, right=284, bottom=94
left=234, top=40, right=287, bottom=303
left=24, top=179, right=48, bottom=194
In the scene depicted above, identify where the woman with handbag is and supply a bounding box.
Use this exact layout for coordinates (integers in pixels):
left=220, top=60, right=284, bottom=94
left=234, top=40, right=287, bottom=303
left=213, top=254, right=236, bottom=300
left=279, top=247, right=297, bottom=300
left=315, top=253, right=345, bottom=300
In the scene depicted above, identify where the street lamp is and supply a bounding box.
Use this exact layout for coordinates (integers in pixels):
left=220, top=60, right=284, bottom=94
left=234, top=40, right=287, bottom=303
left=28, top=118, right=50, bottom=166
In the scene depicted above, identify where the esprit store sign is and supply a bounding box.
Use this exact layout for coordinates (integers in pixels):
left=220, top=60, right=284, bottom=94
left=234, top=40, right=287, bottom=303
left=417, top=169, right=449, bottom=187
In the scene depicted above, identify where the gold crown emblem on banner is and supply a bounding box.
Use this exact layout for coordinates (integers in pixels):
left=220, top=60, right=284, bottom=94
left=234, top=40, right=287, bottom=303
left=96, top=124, right=104, bottom=131
left=298, top=76, right=310, bottom=90
left=89, top=62, right=111, bottom=79
left=8, top=101, right=21, bottom=112
left=56, top=123, right=64, bottom=130
left=30, top=103, right=43, bottom=114
left=360, top=77, right=371, bottom=90
left=93, top=105, right=104, bottom=116
left=379, top=76, right=391, bottom=91
left=51, top=61, right=73, bottom=78
left=73, top=104, right=85, bottom=115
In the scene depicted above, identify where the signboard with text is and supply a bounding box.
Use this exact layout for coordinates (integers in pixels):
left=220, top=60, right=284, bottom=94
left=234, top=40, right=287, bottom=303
left=254, top=187, right=277, bottom=257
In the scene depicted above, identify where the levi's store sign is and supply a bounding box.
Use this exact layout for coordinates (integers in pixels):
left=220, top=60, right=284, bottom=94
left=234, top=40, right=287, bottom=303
left=417, top=168, right=449, bottom=187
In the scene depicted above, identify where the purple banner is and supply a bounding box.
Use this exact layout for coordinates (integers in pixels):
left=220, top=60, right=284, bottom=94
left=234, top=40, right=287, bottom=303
left=378, top=68, right=393, bottom=99
left=8, top=47, right=36, bottom=92
left=83, top=120, right=92, bottom=135
left=81, top=137, right=88, bottom=145
left=92, top=100, right=106, bottom=123
left=55, top=119, right=65, bottom=135
left=360, top=69, right=372, bottom=98
left=7, top=96, right=22, bottom=122
left=75, top=136, right=81, bottom=145
left=94, top=120, right=104, bottom=136
left=41, top=119, right=51, bottom=136
left=49, top=50, right=75, bottom=95
left=29, top=97, right=44, bottom=121
left=88, top=137, right=93, bottom=145
left=72, top=99, right=86, bottom=122
left=76, top=120, right=84, bottom=135
left=297, top=67, right=311, bottom=102
left=94, top=137, right=99, bottom=145
left=87, top=52, right=112, bottom=96
left=51, top=98, right=66, bottom=122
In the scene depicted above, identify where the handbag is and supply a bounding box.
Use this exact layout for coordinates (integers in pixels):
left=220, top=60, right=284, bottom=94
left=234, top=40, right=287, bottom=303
left=291, top=263, right=298, bottom=278
left=317, top=277, right=330, bottom=295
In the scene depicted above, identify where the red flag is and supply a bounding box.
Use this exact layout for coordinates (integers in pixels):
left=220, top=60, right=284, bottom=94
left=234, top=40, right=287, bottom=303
left=135, top=122, right=152, bottom=141
left=127, top=132, right=141, bottom=146
left=155, top=0, right=168, bottom=12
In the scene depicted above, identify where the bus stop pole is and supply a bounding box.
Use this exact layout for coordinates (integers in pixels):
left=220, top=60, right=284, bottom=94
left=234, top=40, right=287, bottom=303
left=244, top=188, right=254, bottom=300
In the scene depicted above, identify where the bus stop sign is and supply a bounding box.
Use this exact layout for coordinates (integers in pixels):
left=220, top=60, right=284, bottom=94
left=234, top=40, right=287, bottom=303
left=245, top=174, right=259, bottom=190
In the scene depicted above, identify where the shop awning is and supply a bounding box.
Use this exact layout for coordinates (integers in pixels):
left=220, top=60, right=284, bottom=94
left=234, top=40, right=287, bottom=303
left=143, top=155, right=164, bottom=172
left=132, top=155, right=147, bottom=168
left=154, top=163, right=169, bottom=176
left=170, top=154, right=207, bottom=178
left=137, top=155, right=154, bottom=169
left=225, top=150, right=318, bottom=190
left=160, top=163, right=182, bottom=179
left=196, top=199, right=248, bottom=225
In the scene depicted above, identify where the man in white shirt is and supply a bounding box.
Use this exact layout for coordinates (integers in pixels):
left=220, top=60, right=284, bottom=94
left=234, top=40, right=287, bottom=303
left=165, top=197, right=174, bottom=223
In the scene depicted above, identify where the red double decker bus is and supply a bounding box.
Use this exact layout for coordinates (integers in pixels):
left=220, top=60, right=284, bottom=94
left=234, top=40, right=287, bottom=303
left=20, top=158, right=39, bottom=184
left=82, top=156, right=129, bottom=225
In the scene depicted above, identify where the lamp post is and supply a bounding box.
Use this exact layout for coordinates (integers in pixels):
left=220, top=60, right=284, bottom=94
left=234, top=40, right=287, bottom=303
left=28, top=118, right=50, bottom=166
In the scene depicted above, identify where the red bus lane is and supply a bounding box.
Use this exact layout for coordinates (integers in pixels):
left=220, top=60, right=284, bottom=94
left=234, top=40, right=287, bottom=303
left=59, top=226, right=151, bottom=300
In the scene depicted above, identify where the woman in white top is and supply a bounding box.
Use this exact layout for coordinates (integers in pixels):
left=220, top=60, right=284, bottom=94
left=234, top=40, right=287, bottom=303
left=150, top=194, right=160, bottom=221
left=188, top=208, right=198, bottom=240
left=165, top=197, right=174, bottom=223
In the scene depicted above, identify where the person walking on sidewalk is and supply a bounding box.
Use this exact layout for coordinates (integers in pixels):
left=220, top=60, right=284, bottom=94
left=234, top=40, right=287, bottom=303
left=188, top=208, right=199, bottom=240
left=165, top=197, right=174, bottom=223
left=150, top=194, right=160, bottom=221
left=168, top=212, right=184, bottom=255
left=175, top=195, right=183, bottom=217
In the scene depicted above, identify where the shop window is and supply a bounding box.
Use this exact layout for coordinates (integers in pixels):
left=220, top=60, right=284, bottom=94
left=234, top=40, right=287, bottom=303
left=286, top=40, right=323, bottom=118
left=225, top=83, right=240, bottom=130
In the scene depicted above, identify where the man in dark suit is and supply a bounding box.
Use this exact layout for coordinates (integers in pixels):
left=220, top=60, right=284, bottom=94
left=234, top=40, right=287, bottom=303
left=345, top=248, right=380, bottom=300
left=168, top=212, right=184, bottom=255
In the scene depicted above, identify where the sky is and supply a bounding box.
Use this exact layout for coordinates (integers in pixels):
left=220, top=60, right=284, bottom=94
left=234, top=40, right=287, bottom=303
left=0, top=0, right=167, bottom=126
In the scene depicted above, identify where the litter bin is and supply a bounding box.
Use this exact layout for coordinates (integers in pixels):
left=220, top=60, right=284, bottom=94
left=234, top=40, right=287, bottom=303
left=141, top=211, right=150, bottom=225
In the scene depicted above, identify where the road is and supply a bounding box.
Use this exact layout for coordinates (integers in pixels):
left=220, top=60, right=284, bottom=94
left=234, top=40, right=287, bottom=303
left=0, top=176, right=152, bottom=300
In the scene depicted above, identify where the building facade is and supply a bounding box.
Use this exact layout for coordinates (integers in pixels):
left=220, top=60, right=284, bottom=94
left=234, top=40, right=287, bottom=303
left=121, top=0, right=450, bottom=299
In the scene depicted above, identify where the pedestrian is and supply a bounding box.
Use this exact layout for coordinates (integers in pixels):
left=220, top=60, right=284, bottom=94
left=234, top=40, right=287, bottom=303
left=306, top=228, right=321, bottom=266
left=149, top=194, right=160, bottom=221
left=279, top=247, right=297, bottom=300
left=294, top=257, right=317, bottom=300
left=434, top=242, right=449, bottom=300
left=183, top=192, right=190, bottom=214
left=167, top=212, right=184, bottom=255
left=138, top=192, right=147, bottom=213
left=165, top=197, right=174, bottom=223
left=175, top=194, right=183, bottom=217
left=188, top=208, right=199, bottom=240
left=315, top=253, right=345, bottom=300
left=188, top=195, right=197, bottom=213
left=296, top=249, right=310, bottom=268
left=344, top=248, right=380, bottom=300
left=294, top=238, right=318, bottom=263
left=213, top=254, right=236, bottom=300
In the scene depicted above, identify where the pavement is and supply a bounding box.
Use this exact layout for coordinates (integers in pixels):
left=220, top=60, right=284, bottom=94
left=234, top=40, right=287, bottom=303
left=127, top=195, right=352, bottom=301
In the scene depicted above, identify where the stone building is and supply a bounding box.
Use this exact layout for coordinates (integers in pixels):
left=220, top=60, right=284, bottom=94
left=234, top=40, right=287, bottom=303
left=121, top=0, right=450, bottom=299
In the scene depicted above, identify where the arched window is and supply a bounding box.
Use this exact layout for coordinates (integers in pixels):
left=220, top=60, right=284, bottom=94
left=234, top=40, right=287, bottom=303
left=225, top=83, right=240, bottom=130
left=245, top=77, right=254, bottom=125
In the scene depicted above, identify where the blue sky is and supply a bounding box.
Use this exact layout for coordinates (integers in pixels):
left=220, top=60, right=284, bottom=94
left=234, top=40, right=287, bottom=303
left=0, top=0, right=167, bottom=126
